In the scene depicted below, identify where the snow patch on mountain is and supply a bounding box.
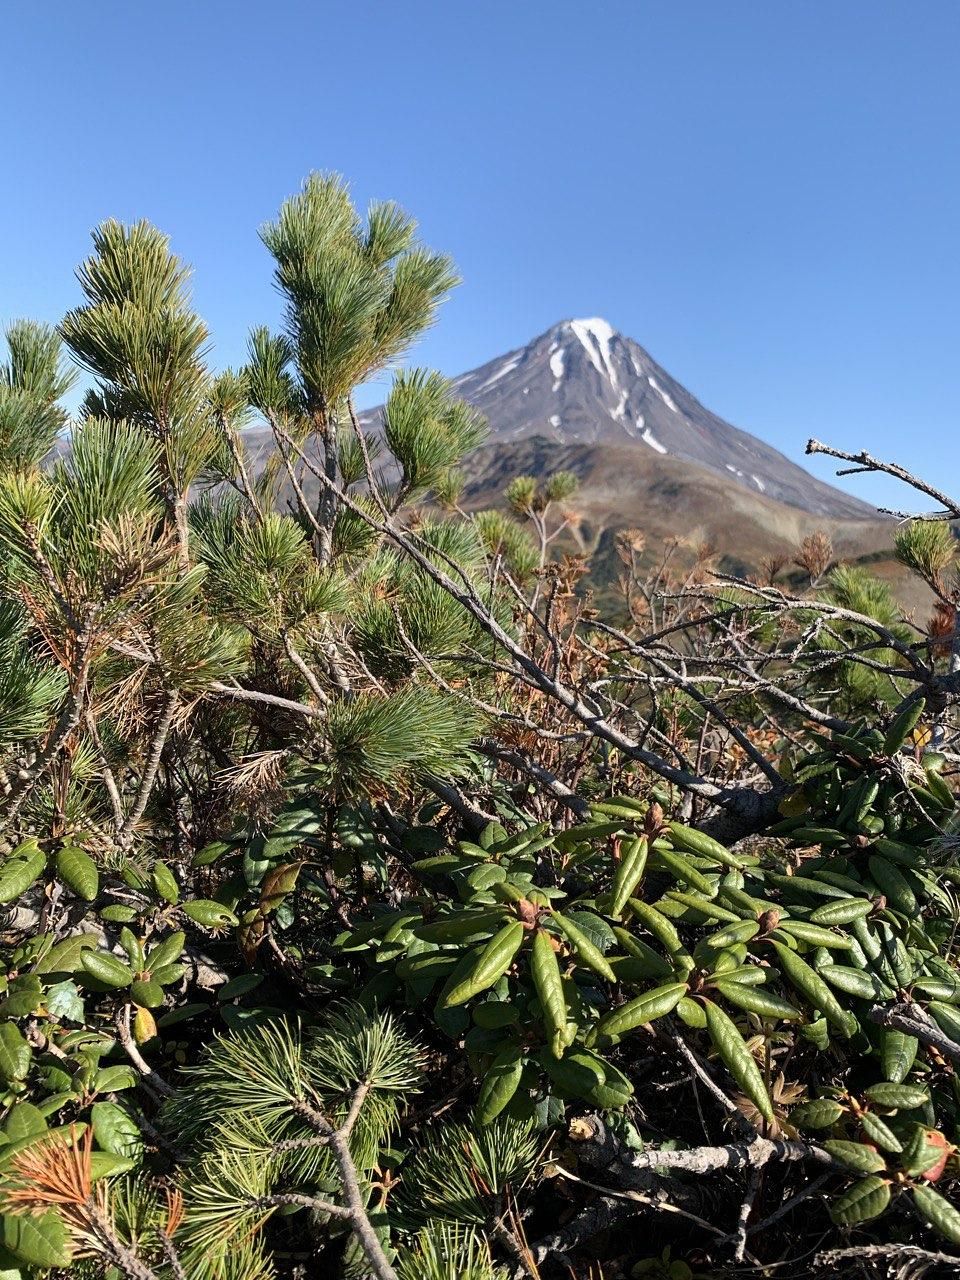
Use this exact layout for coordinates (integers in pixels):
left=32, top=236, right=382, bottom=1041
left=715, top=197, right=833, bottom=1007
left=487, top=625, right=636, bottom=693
left=642, top=424, right=667, bottom=454
left=648, top=376, right=678, bottom=413
left=478, top=359, right=519, bottom=392
left=570, top=318, right=617, bottom=385
left=550, top=347, right=565, bottom=392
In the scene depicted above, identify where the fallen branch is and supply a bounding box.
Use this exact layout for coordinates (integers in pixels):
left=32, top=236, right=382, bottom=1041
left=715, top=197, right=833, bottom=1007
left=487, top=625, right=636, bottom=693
left=733, top=1168, right=763, bottom=1262
left=718, top=1170, right=832, bottom=1245
left=520, top=1196, right=643, bottom=1273
left=623, top=1137, right=834, bottom=1175
left=868, top=1002, right=960, bottom=1064
left=663, top=1025, right=759, bottom=1140
left=816, top=1242, right=960, bottom=1269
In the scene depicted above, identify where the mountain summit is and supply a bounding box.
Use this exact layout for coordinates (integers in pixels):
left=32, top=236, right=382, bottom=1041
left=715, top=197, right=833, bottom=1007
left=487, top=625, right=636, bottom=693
left=444, top=318, right=874, bottom=520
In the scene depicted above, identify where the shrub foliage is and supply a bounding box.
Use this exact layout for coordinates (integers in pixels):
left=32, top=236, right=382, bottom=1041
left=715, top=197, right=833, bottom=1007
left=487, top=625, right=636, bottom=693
left=1, top=174, right=960, bottom=1279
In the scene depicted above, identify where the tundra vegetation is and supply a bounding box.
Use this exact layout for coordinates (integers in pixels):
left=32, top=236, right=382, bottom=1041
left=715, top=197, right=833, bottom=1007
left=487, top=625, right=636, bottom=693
left=2, top=174, right=960, bottom=1280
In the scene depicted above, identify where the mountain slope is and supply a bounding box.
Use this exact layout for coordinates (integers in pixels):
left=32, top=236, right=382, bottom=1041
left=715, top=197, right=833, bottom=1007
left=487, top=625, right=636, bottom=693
left=247, top=317, right=925, bottom=609
left=444, top=318, right=875, bottom=520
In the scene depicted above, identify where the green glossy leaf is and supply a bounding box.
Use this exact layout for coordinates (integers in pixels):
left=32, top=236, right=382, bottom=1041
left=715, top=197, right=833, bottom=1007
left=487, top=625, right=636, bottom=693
left=2, top=1103, right=46, bottom=1142
left=819, top=964, right=891, bottom=1001
left=859, top=1110, right=902, bottom=1153
left=823, top=1140, right=886, bottom=1174
left=89, top=1152, right=135, bottom=1180
left=129, top=979, right=164, bottom=1008
left=770, top=942, right=854, bottom=1037
left=704, top=999, right=773, bottom=1123
left=586, top=1058, right=634, bottom=1109
left=0, top=1025, right=30, bottom=1083
left=55, top=846, right=98, bottom=901
left=441, top=921, right=525, bottom=1007
left=100, top=904, right=138, bottom=923
left=95, top=1066, right=139, bottom=1093
left=216, top=972, right=264, bottom=1002
left=808, top=898, right=872, bottom=926
left=901, top=1125, right=950, bottom=1178
left=0, top=850, right=46, bottom=904
left=145, top=931, right=186, bottom=972
left=90, top=1101, right=143, bottom=1161
left=830, top=1176, right=890, bottom=1226
left=33, top=934, right=97, bottom=975
left=883, top=698, right=926, bottom=754
left=713, top=981, right=802, bottom=1021
left=593, top=983, right=688, bottom=1041
left=610, top=837, right=649, bottom=917
left=667, top=822, right=744, bottom=869
left=676, top=996, right=707, bottom=1029
left=651, top=848, right=716, bottom=897
left=530, top=929, right=567, bottom=1055
left=777, top=919, right=854, bottom=950
left=628, top=900, right=685, bottom=956
left=1, top=1212, right=71, bottom=1268
left=181, top=900, right=238, bottom=928
left=156, top=1002, right=208, bottom=1027
left=912, top=1184, right=960, bottom=1244
left=476, top=1046, right=524, bottom=1124
left=881, top=1028, right=918, bottom=1085
left=44, top=980, right=84, bottom=1023
left=149, top=860, right=178, bottom=904
left=867, top=856, right=918, bottom=915
left=473, top=1001, right=520, bottom=1030
left=81, top=950, right=133, bottom=989
left=552, top=912, right=616, bottom=983
left=540, top=1048, right=606, bottom=1100
left=790, top=1098, right=844, bottom=1131
left=864, top=1082, right=929, bottom=1110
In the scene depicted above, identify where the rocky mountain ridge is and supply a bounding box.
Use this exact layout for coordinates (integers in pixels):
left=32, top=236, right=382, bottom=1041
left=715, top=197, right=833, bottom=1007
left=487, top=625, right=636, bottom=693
left=434, top=317, right=875, bottom=521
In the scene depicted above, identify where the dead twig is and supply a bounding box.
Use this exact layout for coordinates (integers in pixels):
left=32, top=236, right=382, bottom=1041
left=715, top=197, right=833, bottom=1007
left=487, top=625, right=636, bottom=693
left=868, top=1002, right=960, bottom=1063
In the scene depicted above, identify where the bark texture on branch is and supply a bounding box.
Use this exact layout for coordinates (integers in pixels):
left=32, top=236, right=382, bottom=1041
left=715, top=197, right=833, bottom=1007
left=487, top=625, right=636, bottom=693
left=868, top=1002, right=960, bottom=1063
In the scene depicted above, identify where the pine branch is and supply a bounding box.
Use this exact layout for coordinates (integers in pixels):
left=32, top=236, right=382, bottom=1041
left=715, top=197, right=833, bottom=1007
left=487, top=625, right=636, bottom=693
left=88, top=1199, right=163, bottom=1280
left=119, top=689, right=178, bottom=847
left=305, top=457, right=789, bottom=837
left=313, top=409, right=339, bottom=567
left=218, top=410, right=263, bottom=522
left=281, top=631, right=330, bottom=705
left=84, top=706, right=125, bottom=832
left=156, top=1232, right=188, bottom=1280
left=292, top=1091, right=400, bottom=1280
left=2, top=609, right=96, bottom=830
left=816, top=1243, right=960, bottom=1270
left=256, top=1191, right=351, bottom=1219
left=208, top=681, right=325, bottom=719
left=476, top=742, right=590, bottom=817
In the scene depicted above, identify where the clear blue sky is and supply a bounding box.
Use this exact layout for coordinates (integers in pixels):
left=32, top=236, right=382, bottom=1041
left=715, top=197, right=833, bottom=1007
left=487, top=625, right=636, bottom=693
left=4, top=2, right=959, bottom=509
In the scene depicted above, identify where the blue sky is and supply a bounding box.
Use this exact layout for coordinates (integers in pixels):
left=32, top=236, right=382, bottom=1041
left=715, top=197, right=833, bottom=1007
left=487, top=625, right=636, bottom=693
left=4, top=2, right=959, bottom=509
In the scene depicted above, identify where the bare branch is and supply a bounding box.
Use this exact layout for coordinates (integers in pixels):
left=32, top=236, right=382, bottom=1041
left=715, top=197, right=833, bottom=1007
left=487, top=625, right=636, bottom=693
left=806, top=439, right=960, bottom=520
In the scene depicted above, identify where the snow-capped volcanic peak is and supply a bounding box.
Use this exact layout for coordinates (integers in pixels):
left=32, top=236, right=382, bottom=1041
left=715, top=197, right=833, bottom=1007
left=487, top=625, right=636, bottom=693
left=364, top=318, right=877, bottom=520
left=568, top=318, right=618, bottom=385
